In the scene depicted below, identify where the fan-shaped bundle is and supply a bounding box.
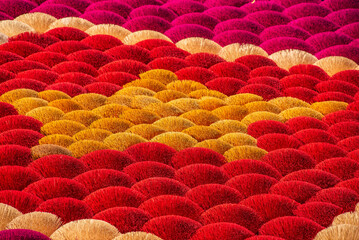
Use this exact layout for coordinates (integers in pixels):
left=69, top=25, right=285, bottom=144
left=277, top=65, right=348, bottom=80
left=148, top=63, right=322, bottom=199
left=31, top=144, right=72, bottom=159
left=165, top=24, right=214, bottom=43
left=226, top=173, right=278, bottom=198
left=222, top=159, right=282, bottom=180
left=269, top=180, right=322, bottom=203
left=283, top=87, right=318, bottom=103
left=74, top=169, right=135, bottom=193
left=213, top=30, right=262, bottom=47
left=292, top=129, right=338, bottom=144
left=96, top=72, right=137, bottom=87
left=209, top=62, right=250, bottom=80
left=0, top=88, right=38, bottom=105
left=214, top=19, right=264, bottom=35
left=50, top=219, right=119, bottom=240
left=314, top=224, right=359, bottom=240
left=175, top=164, right=229, bottom=188
left=171, top=147, right=226, bottom=169
left=28, top=154, right=88, bottom=178
left=308, top=187, right=359, bottom=212
left=289, top=16, right=339, bottom=35
left=315, top=157, right=359, bottom=180
left=239, top=194, right=300, bottom=223
left=246, top=236, right=286, bottom=240
left=47, top=98, right=84, bottom=113
left=123, top=142, right=176, bottom=165
left=123, top=161, right=175, bottom=182
left=258, top=216, right=324, bottom=240
left=315, top=81, right=359, bottom=98
left=294, top=201, right=342, bottom=227
left=0, top=229, right=51, bottom=240
left=0, top=190, right=42, bottom=213
left=81, top=34, right=122, bottom=51
left=322, top=110, right=359, bottom=125
left=336, top=178, right=359, bottom=195
left=153, top=89, right=187, bottom=103
left=129, top=5, right=176, bottom=21
left=80, top=149, right=135, bottom=171
left=139, top=195, right=203, bottom=221
left=5, top=211, right=62, bottom=237
left=205, top=77, right=246, bottom=96
left=119, top=109, right=161, bottom=124
left=204, top=6, right=246, bottom=21
left=0, top=115, right=42, bottom=134
left=8, top=32, right=59, bottom=49
left=151, top=132, right=197, bottom=151
left=0, top=69, right=15, bottom=84
left=0, top=129, right=44, bottom=148
left=72, top=94, right=107, bottom=112
left=0, top=166, right=41, bottom=191
left=41, top=119, right=86, bottom=136
left=185, top=184, right=244, bottom=210
left=261, top=149, right=316, bottom=176
left=136, top=39, right=175, bottom=51
left=93, top=207, right=151, bottom=233
left=194, top=139, right=232, bottom=155
left=0, top=144, right=32, bottom=167
left=85, top=0, right=132, bottom=18
left=26, top=51, right=68, bottom=68
left=0, top=41, right=44, bottom=58
left=331, top=70, right=359, bottom=87
left=80, top=10, right=126, bottom=25
left=83, top=186, right=145, bottom=214
left=124, top=16, right=172, bottom=33
left=261, top=37, right=315, bottom=55
left=105, top=45, right=151, bottom=64
left=23, top=177, right=89, bottom=201
left=289, top=64, right=330, bottom=81
left=283, top=3, right=332, bottom=19
left=99, top=59, right=150, bottom=76
left=257, top=133, right=302, bottom=151
left=241, top=1, right=284, bottom=12
left=175, top=67, right=217, bottom=84
left=0, top=102, right=18, bottom=118
left=250, top=66, right=290, bottom=79
left=299, top=142, right=348, bottom=164
left=104, top=132, right=147, bottom=151
left=338, top=136, right=359, bottom=152
left=185, top=52, right=224, bottom=69
left=247, top=120, right=292, bottom=138
left=327, top=121, right=359, bottom=140
left=235, top=55, right=277, bottom=71
left=113, top=231, right=163, bottom=240
left=0, top=78, right=47, bottom=94
left=35, top=197, right=93, bottom=223
left=199, top=203, right=262, bottom=234
left=67, top=50, right=114, bottom=69
left=142, top=215, right=201, bottom=240
left=190, top=222, right=254, bottom=240
left=0, top=203, right=22, bottom=230
left=89, top=118, right=133, bottom=133
left=46, top=27, right=88, bottom=41
left=281, top=169, right=341, bottom=189
left=286, top=116, right=329, bottom=133
left=280, top=74, right=321, bottom=90
left=132, top=177, right=190, bottom=199
left=148, top=57, right=189, bottom=72
left=16, top=69, right=59, bottom=84
left=150, top=46, right=190, bottom=60
left=306, top=32, right=353, bottom=53
left=45, top=40, right=91, bottom=55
